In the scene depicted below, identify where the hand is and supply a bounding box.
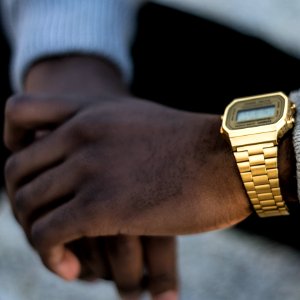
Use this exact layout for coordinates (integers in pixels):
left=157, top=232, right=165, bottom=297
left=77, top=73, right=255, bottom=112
left=70, top=235, right=177, bottom=300
left=5, top=56, right=178, bottom=300
left=4, top=90, right=251, bottom=279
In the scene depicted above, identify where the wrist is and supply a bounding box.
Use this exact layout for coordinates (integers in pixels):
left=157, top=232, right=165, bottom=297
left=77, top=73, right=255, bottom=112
left=24, top=55, right=128, bottom=97
left=188, top=113, right=252, bottom=230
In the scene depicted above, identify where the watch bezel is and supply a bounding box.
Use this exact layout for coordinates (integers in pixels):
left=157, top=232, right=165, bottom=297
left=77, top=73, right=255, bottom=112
left=221, top=92, right=290, bottom=139
left=226, top=95, right=284, bottom=130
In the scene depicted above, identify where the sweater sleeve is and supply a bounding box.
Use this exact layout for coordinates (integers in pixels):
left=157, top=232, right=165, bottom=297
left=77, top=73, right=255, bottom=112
left=289, top=90, right=300, bottom=201
left=0, top=0, right=143, bottom=91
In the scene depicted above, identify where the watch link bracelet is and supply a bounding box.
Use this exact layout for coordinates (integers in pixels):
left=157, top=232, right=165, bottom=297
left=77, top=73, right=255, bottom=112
left=221, top=92, right=296, bottom=218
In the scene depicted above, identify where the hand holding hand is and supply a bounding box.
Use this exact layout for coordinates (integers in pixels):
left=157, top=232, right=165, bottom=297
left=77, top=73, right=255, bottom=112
left=4, top=89, right=251, bottom=280
left=5, top=56, right=179, bottom=300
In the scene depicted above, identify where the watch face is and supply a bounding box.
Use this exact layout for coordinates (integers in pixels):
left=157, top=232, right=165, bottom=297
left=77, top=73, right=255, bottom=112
left=226, top=94, right=285, bottom=130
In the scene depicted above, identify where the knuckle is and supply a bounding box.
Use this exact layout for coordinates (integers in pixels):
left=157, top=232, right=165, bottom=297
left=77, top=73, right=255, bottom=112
left=4, top=94, right=34, bottom=150
left=32, top=173, right=52, bottom=196
left=5, top=94, right=31, bottom=123
left=69, top=112, right=107, bottom=144
left=30, top=221, right=46, bottom=250
left=3, top=129, right=18, bottom=151
left=5, top=156, right=18, bottom=182
left=14, top=188, right=28, bottom=214
left=4, top=134, right=17, bottom=151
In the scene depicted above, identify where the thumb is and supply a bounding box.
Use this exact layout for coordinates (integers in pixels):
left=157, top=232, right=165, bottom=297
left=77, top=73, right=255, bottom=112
left=41, top=245, right=81, bottom=281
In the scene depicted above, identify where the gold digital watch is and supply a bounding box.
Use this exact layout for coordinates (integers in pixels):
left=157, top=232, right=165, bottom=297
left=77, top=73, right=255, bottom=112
left=221, top=92, right=296, bottom=217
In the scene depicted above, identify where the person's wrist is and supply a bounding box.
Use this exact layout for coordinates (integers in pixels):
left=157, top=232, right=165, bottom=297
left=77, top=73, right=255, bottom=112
left=187, top=112, right=252, bottom=230
left=24, top=55, right=129, bottom=97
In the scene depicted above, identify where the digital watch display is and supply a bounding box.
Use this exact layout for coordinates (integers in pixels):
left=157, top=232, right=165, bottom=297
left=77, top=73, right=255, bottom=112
left=236, top=105, right=275, bottom=122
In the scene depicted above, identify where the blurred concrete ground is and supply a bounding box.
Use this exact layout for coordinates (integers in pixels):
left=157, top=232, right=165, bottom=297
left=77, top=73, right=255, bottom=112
left=2, top=194, right=300, bottom=300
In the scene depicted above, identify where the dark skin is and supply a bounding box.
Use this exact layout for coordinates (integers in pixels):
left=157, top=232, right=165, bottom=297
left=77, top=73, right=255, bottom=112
left=5, top=56, right=177, bottom=300
left=4, top=56, right=298, bottom=299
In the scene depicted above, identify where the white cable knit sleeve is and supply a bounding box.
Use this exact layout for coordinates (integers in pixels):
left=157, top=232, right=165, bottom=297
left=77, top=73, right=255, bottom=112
left=289, top=89, right=300, bottom=201
left=0, top=0, right=143, bottom=91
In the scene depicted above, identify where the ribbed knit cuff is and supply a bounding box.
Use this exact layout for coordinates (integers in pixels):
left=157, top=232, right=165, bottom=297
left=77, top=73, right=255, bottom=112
left=2, top=0, right=138, bottom=91
left=289, top=90, right=300, bottom=201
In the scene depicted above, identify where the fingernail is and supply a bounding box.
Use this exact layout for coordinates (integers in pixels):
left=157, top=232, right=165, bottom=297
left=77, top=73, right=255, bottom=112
left=154, top=290, right=178, bottom=300
left=53, top=252, right=81, bottom=281
left=55, top=261, right=77, bottom=281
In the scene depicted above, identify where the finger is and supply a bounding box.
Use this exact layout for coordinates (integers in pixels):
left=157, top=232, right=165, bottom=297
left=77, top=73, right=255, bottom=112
left=41, top=243, right=81, bottom=281
left=143, top=237, right=178, bottom=299
left=5, top=128, right=70, bottom=198
left=4, top=94, right=79, bottom=151
left=30, top=200, right=85, bottom=280
left=68, top=237, right=111, bottom=281
left=12, top=160, right=80, bottom=230
left=106, top=235, right=144, bottom=299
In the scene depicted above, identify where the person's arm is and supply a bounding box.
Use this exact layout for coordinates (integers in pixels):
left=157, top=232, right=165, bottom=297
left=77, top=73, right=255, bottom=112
left=0, top=0, right=140, bottom=91
left=1, top=1, right=298, bottom=298
left=20, top=56, right=179, bottom=299
left=1, top=1, right=179, bottom=299
left=4, top=53, right=252, bottom=279
left=4, top=55, right=300, bottom=288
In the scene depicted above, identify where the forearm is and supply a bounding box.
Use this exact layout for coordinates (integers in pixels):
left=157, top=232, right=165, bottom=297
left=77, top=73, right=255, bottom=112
left=24, top=55, right=299, bottom=221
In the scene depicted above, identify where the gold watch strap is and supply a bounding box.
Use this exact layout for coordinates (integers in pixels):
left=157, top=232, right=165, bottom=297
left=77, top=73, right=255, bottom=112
left=234, top=142, right=289, bottom=217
